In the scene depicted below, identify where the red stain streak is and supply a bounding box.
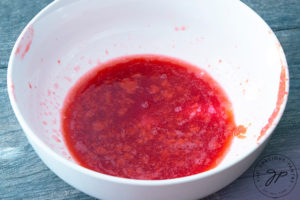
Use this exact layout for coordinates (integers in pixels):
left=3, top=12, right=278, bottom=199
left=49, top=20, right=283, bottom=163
left=268, top=29, right=273, bottom=35
left=16, top=47, right=20, bottom=54
left=105, top=49, right=109, bottom=55
left=218, top=59, right=222, bottom=63
left=276, top=42, right=281, bottom=49
left=43, top=121, right=47, bottom=126
left=52, top=129, right=58, bottom=134
left=11, top=84, right=16, bottom=101
left=258, top=65, right=287, bottom=141
left=48, top=89, right=52, bottom=96
left=21, top=40, right=32, bottom=59
left=15, top=25, right=34, bottom=59
left=57, top=60, right=61, bottom=64
left=64, top=76, right=72, bottom=82
left=52, top=135, right=61, bottom=143
left=74, top=66, right=80, bottom=72
left=174, top=26, right=187, bottom=31
left=28, top=82, right=32, bottom=89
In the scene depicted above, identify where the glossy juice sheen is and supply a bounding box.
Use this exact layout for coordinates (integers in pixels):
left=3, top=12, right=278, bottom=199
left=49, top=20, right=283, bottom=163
left=61, top=55, right=236, bottom=180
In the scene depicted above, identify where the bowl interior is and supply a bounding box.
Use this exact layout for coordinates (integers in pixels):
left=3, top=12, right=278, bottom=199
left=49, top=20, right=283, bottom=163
left=8, top=0, right=288, bottom=174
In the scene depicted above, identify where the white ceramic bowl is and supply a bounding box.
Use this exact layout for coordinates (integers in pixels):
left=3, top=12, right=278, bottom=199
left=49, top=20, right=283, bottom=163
left=7, top=0, right=289, bottom=199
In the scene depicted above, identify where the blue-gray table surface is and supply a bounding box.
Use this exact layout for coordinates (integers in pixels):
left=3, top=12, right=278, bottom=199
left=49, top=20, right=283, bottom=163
left=0, top=0, right=300, bottom=199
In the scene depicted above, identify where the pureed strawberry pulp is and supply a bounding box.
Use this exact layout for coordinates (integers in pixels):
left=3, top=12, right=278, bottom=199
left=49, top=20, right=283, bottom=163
left=61, top=55, right=237, bottom=180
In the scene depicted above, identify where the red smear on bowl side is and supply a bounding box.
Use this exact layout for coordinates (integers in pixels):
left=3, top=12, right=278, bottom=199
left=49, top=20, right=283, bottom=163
left=174, top=26, right=187, bottom=31
left=15, top=25, right=34, bottom=59
left=10, top=84, right=16, bottom=101
left=258, top=65, right=287, bottom=141
left=61, top=55, right=239, bottom=180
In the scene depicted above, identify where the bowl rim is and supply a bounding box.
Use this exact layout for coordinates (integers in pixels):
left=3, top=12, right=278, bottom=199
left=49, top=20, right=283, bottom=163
left=7, top=0, right=290, bottom=186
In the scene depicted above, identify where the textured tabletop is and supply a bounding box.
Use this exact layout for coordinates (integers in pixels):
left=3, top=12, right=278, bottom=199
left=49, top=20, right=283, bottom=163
left=1, top=0, right=300, bottom=199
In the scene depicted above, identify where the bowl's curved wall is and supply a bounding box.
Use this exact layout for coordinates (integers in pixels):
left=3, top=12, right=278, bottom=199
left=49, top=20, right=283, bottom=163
left=7, top=0, right=289, bottom=199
